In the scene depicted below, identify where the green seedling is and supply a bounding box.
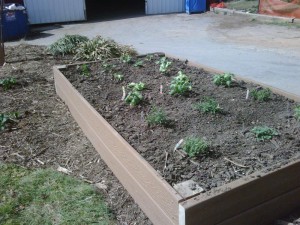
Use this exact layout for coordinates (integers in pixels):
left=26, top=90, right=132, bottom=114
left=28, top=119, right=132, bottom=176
left=213, top=73, right=234, bottom=87
left=251, top=126, right=278, bottom=141
left=145, top=54, right=154, bottom=61
left=194, top=98, right=221, bottom=114
left=113, top=73, right=124, bottom=81
left=294, top=105, right=300, bottom=121
left=0, top=112, right=19, bottom=131
left=133, top=60, right=144, bottom=67
left=120, top=53, right=132, bottom=63
left=102, top=63, right=116, bottom=73
left=169, top=71, right=192, bottom=95
left=125, top=90, right=143, bottom=106
left=157, top=57, right=172, bottom=74
left=80, top=64, right=90, bottom=77
left=183, top=137, right=209, bottom=157
left=0, top=78, right=16, bottom=90
left=128, top=82, right=146, bottom=91
left=146, top=107, right=169, bottom=126
left=251, top=88, right=271, bottom=101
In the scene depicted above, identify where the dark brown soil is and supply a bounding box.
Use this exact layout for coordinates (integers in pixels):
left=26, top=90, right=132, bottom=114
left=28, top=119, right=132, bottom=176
left=64, top=54, right=300, bottom=191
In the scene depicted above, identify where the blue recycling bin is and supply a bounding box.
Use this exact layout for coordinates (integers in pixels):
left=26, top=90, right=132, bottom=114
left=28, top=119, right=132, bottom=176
left=1, top=6, right=28, bottom=41
left=186, top=0, right=206, bottom=14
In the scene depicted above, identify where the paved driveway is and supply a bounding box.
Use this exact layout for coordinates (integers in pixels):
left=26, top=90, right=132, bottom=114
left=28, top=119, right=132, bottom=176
left=9, top=12, right=300, bottom=97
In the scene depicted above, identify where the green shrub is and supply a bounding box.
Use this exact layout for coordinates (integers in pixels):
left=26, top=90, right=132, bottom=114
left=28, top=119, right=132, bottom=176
left=251, top=88, right=272, bottom=101
left=47, top=35, right=89, bottom=55
left=146, top=107, right=168, bottom=126
left=294, top=105, right=300, bottom=121
left=169, top=71, right=192, bottom=95
left=213, top=73, right=233, bottom=87
left=194, top=98, right=221, bottom=114
left=251, top=126, right=278, bottom=141
left=0, top=78, right=16, bottom=90
left=183, top=137, right=209, bottom=157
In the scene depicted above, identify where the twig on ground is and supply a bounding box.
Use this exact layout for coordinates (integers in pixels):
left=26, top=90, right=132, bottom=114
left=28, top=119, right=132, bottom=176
left=224, top=157, right=249, bottom=168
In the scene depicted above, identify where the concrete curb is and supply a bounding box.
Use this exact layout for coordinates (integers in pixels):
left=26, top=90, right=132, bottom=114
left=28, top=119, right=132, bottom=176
left=210, top=8, right=300, bottom=24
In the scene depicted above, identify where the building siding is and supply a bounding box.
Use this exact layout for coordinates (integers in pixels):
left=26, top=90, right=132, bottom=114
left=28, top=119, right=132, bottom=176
left=146, top=0, right=185, bottom=14
left=24, top=0, right=86, bottom=24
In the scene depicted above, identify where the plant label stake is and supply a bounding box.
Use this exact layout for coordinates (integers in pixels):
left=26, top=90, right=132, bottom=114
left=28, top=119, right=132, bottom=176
left=160, top=85, right=163, bottom=94
left=173, top=139, right=184, bottom=153
left=121, top=86, right=126, bottom=101
left=246, top=89, right=250, bottom=100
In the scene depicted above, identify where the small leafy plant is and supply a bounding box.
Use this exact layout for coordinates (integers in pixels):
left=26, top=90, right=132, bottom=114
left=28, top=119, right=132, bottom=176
left=169, top=71, right=192, bottom=95
left=133, top=60, right=144, bottom=67
left=102, top=63, right=116, bottom=73
left=0, top=78, right=16, bottom=90
left=80, top=64, right=90, bottom=77
left=251, top=126, right=278, bottom=141
left=125, top=90, right=143, bottom=106
left=146, top=107, right=169, bottom=126
left=157, top=57, right=172, bottom=74
left=213, top=73, right=233, bottom=87
left=183, top=137, right=209, bottom=157
left=0, top=112, right=19, bottom=131
left=120, top=53, right=132, bottom=63
left=251, top=88, right=271, bottom=101
left=294, top=105, right=300, bottom=121
left=113, top=73, right=124, bottom=81
left=145, top=54, right=154, bottom=61
left=194, top=98, right=221, bottom=114
left=128, top=82, right=146, bottom=91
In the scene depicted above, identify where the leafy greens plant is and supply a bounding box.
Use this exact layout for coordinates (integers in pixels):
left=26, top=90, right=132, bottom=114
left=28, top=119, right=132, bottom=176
left=157, top=57, right=172, bottom=74
left=251, top=88, right=272, bottom=101
left=213, top=73, right=233, bottom=87
left=169, top=71, right=192, bottom=95
left=0, top=78, right=16, bottom=90
left=125, top=91, right=143, bottom=106
left=251, top=126, right=278, bottom=141
left=128, top=82, right=146, bottom=91
left=294, top=105, right=300, bottom=121
left=0, top=112, right=19, bottom=131
left=194, top=98, right=221, bottom=114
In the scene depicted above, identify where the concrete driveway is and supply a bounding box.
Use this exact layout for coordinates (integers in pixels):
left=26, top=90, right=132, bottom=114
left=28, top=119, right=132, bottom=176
left=9, top=12, right=300, bottom=97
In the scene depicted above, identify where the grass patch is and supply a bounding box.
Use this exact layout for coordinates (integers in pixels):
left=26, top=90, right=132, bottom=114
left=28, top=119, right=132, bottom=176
left=0, top=163, right=114, bottom=225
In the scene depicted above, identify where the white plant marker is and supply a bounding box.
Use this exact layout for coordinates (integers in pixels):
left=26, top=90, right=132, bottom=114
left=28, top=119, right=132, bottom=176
left=246, top=89, right=250, bottom=100
left=121, top=86, right=126, bottom=101
left=160, top=85, right=163, bottom=94
left=174, top=139, right=184, bottom=153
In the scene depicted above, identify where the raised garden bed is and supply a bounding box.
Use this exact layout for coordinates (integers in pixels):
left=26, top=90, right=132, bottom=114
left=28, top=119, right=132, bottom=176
left=54, top=54, right=300, bottom=225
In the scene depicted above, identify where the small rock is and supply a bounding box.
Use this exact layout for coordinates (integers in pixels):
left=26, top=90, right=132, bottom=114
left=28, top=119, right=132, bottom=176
left=95, top=183, right=108, bottom=191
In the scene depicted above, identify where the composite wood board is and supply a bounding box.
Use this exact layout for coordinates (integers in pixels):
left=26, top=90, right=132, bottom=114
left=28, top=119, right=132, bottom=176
left=218, top=186, right=300, bottom=225
left=180, top=160, right=300, bottom=225
left=54, top=68, right=182, bottom=225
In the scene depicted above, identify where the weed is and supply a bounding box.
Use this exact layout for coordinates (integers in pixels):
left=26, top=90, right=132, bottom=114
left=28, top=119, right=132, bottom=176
left=156, top=57, right=172, bottom=74
left=74, top=36, right=136, bottom=61
left=0, top=112, right=19, bottom=131
left=0, top=77, right=16, bottom=90
left=146, top=107, right=169, bottom=126
left=47, top=35, right=89, bottom=56
left=169, top=71, right=192, bottom=95
left=113, top=73, right=124, bottom=81
left=183, top=137, right=209, bottom=157
left=133, top=60, right=144, bottom=67
left=251, top=88, right=271, bottom=101
left=0, top=164, right=113, bottom=225
left=194, top=98, right=221, bottom=114
left=125, top=90, right=143, bottom=106
left=80, top=64, right=90, bottom=77
left=128, top=82, right=146, bottom=91
left=294, top=105, right=300, bottom=121
left=251, top=126, right=278, bottom=141
left=213, top=73, right=234, bottom=87
left=120, top=53, right=132, bottom=63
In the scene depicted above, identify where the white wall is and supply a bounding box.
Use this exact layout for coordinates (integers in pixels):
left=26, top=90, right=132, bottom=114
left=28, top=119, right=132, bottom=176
left=24, top=0, right=86, bottom=24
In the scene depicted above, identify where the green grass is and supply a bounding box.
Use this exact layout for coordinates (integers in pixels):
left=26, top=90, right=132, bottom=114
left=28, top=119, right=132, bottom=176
left=226, top=0, right=258, bottom=13
left=0, top=163, right=114, bottom=225
left=183, top=137, right=209, bottom=157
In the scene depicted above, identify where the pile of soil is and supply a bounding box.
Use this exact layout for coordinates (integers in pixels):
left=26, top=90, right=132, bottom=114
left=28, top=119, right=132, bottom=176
left=63, top=54, right=300, bottom=191
left=0, top=45, right=151, bottom=225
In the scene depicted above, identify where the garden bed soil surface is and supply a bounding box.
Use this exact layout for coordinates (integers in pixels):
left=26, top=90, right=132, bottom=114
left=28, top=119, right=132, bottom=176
left=63, top=54, right=300, bottom=191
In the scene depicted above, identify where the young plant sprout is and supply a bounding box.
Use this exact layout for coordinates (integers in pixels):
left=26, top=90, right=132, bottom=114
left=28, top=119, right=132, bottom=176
left=0, top=78, right=16, bottom=90
left=113, top=73, right=124, bottom=81
left=120, top=53, right=132, bottom=63
left=183, top=137, right=209, bottom=157
left=128, top=82, right=146, bottom=91
left=194, top=98, right=221, bottom=114
left=294, top=105, right=300, bottom=121
left=169, top=71, right=192, bottom=96
left=133, top=60, right=144, bottom=67
left=102, top=63, right=116, bottom=73
left=157, top=57, right=172, bottom=74
left=146, top=107, right=169, bottom=126
left=80, top=64, right=90, bottom=77
left=213, top=73, right=233, bottom=87
left=251, top=88, right=272, bottom=101
left=125, top=90, right=143, bottom=106
left=0, top=112, right=19, bottom=131
left=251, top=126, right=278, bottom=141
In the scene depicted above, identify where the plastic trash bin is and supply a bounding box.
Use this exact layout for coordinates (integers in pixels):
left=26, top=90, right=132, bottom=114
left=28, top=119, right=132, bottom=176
left=1, top=5, right=28, bottom=41
left=186, top=0, right=206, bottom=14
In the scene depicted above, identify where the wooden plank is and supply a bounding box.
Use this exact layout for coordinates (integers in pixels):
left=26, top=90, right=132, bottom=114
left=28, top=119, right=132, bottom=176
left=165, top=54, right=300, bottom=102
left=218, top=186, right=300, bottom=225
left=179, top=160, right=300, bottom=225
left=53, top=67, right=183, bottom=225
